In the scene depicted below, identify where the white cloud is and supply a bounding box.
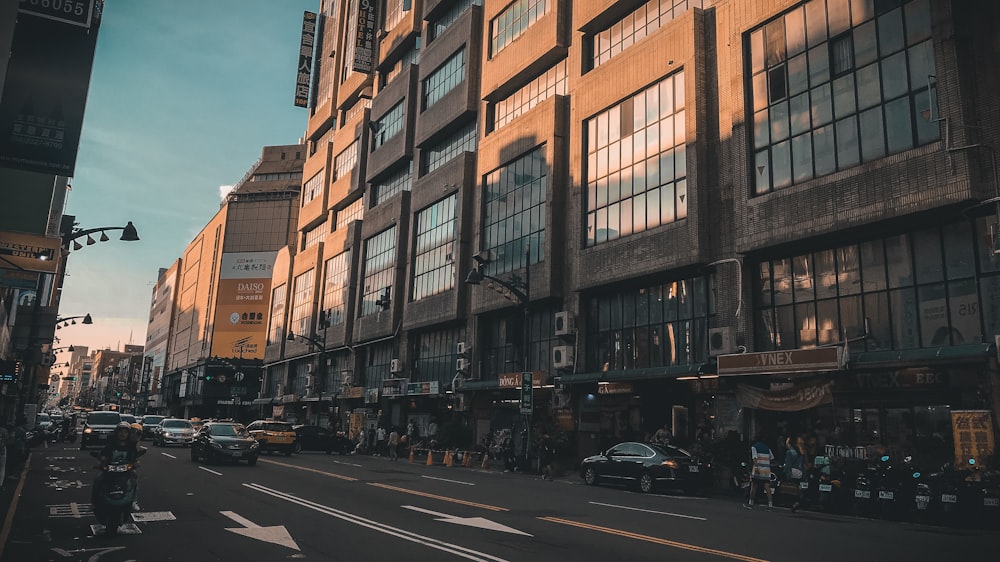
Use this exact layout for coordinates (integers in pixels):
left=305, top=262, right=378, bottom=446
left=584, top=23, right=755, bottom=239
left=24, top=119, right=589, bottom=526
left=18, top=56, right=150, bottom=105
left=219, top=184, right=234, bottom=199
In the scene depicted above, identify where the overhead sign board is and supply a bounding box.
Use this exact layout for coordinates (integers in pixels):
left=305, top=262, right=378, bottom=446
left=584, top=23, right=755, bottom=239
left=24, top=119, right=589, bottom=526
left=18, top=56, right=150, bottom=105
left=294, top=11, right=316, bottom=108
left=18, top=0, right=96, bottom=28
left=0, top=231, right=59, bottom=273
left=406, top=381, right=439, bottom=396
left=0, top=268, right=40, bottom=290
left=520, top=372, right=533, bottom=415
left=381, top=377, right=407, bottom=397
left=210, top=251, right=277, bottom=360
left=717, top=347, right=844, bottom=376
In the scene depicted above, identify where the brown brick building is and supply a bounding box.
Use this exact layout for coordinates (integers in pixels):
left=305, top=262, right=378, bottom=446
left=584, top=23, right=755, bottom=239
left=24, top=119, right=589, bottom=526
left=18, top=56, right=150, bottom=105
left=263, top=0, right=1000, bottom=469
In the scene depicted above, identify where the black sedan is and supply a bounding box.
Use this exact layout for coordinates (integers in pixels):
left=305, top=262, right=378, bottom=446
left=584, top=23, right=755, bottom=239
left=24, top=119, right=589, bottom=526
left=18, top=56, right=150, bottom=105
left=190, top=421, right=259, bottom=465
left=580, top=442, right=711, bottom=494
left=293, top=425, right=353, bottom=454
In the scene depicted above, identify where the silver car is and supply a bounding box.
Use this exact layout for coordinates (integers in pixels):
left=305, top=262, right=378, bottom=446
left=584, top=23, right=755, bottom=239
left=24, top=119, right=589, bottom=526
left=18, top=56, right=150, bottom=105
left=154, top=418, right=195, bottom=447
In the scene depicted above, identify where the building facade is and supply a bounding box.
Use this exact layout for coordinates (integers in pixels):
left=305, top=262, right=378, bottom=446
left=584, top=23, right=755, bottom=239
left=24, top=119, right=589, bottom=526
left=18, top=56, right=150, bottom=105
left=255, top=0, right=998, bottom=470
left=155, top=145, right=305, bottom=420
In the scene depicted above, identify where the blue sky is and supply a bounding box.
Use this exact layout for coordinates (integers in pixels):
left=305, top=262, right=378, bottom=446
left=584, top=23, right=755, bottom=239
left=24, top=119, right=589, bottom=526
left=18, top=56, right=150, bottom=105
left=56, top=0, right=316, bottom=355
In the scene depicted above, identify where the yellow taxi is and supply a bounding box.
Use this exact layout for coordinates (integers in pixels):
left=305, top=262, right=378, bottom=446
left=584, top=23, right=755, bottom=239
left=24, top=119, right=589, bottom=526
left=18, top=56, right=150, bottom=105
left=246, top=420, right=298, bottom=456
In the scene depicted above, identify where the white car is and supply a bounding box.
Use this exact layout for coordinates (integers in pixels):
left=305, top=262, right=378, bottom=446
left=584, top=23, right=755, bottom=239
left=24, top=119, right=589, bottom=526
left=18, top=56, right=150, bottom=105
left=154, top=418, right=195, bottom=447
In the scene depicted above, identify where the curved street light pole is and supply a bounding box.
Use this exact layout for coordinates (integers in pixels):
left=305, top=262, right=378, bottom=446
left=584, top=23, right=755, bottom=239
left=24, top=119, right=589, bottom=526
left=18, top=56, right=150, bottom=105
left=287, top=311, right=330, bottom=426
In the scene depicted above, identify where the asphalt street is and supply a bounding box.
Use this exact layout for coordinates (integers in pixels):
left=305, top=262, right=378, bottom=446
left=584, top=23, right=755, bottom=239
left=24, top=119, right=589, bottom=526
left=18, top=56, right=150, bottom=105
left=1, top=441, right=996, bottom=562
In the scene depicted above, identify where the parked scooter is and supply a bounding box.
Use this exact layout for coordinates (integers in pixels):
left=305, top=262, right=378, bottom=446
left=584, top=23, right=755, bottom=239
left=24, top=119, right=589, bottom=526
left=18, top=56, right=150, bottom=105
left=849, top=458, right=878, bottom=517
left=90, top=448, right=146, bottom=535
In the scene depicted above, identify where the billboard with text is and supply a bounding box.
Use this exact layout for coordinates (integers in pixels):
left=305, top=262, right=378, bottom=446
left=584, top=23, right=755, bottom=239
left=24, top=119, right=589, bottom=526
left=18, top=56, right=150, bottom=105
left=210, top=251, right=277, bottom=360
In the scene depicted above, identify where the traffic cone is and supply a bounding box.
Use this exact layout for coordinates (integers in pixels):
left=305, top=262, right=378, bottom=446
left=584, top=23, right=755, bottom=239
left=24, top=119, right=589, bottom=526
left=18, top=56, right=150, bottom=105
left=481, top=453, right=489, bottom=469
left=464, top=452, right=472, bottom=467
left=408, top=447, right=414, bottom=463
left=426, top=450, right=434, bottom=465
left=445, top=450, right=453, bottom=467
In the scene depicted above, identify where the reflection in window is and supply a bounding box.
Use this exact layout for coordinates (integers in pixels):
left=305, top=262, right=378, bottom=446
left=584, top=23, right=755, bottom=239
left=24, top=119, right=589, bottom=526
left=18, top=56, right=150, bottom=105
left=360, top=227, right=396, bottom=317
left=412, top=195, right=457, bottom=301
left=412, top=327, right=466, bottom=385
left=423, top=49, right=465, bottom=109
left=586, top=72, right=686, bottom=247
left=290, top=270, right=315, bottom=337
left=335, top=197, right=364, bottom=230
left=489, top=60, right=567, bottom=133
left=749, top=0, right=938, bottom=194
left=302, top=171, right=323, bottom=206
left=421, top=120, right=478, bottom=174
left=267, top=285, right=286, bottom=344
left=372, top=101, right=405, bottom=149
left=588, top=0, right=705, bottom=69
left=334, top=140, right=359, bottom=181
left=489, top=0, right=549, bottom=57
left=322, top=251, right=350, bottom=328
left=482, top=146, right=546, bottom=276
left=371, top=161, right=413, bottom=207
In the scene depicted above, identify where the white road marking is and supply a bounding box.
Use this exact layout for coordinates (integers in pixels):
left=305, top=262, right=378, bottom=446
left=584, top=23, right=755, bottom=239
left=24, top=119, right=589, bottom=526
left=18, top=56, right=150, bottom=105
left=221, top=510, right=300, bottom=551
left=332, top=460, right=362, bottom=467
left=47, top=503, right=93, bottom=518
left=198, top=466, right=223, bottom=476
left=245, top=483, right=510, bottom=561
left=401, top=505, right=532, bottom=536
left=422, top=475, right=475, bottom=486
left=589, top=501, right=707, bottom=521
left=161, top=453, right=177, bottom=459
left=131, top=511, right=176, bottom=522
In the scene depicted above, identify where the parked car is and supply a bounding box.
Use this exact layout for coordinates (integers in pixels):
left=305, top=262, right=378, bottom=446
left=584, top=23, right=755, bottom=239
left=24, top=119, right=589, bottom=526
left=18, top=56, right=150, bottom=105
left=80, top=411, right=123, bottom=450
left=154, top=418, right=195, bottom=447
left=580, top=442, right=712, bottom=494
left=35, top=413, right=54, bottom=432
left=190, top=421, right=258, bottom=465
left=246, top=420, right=297, bottom=456
left=293, top=425, right=352, bottom=454
left=120, top=414, right=138, bottom=426
left=140, top=415, right=166, bottom=439
left=189, top=418, right=205, bottom=434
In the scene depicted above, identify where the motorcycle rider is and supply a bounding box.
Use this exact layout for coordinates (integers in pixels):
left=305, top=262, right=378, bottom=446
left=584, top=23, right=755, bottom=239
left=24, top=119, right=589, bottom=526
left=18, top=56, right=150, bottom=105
left=92, top=422, right=141, bottom=530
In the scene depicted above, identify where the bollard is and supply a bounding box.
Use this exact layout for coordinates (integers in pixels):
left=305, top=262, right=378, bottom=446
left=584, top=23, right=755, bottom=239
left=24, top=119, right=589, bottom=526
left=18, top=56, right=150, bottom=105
left=481, top=453, right=489, bottom=469
left=426, top=450, right=433, bottom=466
left=408, top=447, right=414, bottom=463
left=445, top=450, right=453, bottom=467
left=463, top=452, right=472, bottom=467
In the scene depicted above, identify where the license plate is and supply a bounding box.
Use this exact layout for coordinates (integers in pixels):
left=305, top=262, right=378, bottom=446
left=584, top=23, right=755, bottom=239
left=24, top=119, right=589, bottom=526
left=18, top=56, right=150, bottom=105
left=688, top=465, right=699, bottom=473
left=855, top=490, right=871, bottom=499
left=941, top=494, right=957, bottom=503
left=915, top=495, right=931, bottom=503
left=233, top=451, right=242, bottom=457
left=819, top=484, right=833, bottom=492
left=879, top=491, right=894, bottom=500
left=985, top=498, right=1000, bottom=507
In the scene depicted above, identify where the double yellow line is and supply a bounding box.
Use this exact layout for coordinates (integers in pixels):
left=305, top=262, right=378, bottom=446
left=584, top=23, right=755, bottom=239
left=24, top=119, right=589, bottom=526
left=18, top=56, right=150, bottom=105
left=538, top=517, right=770, bottom=562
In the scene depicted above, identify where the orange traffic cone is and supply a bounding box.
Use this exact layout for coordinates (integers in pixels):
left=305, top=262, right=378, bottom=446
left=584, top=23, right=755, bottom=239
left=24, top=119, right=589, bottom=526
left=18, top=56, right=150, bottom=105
left=445, top=450, right=454, bottom=467
left=408, top=447, right=415, bottom=463
left=481, top=453, right=489, bottom=469
left=463, top=452, right=472, bottom=467
left=426, top=450, right=434, bottom=466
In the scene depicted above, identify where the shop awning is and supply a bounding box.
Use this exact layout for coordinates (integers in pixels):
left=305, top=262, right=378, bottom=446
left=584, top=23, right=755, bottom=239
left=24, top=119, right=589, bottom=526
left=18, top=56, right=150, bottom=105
left=251, top=397, right=276, bottom=405
left=557, top=363, right=706, bottom=385
left=850, top=343, right=993, bottom=367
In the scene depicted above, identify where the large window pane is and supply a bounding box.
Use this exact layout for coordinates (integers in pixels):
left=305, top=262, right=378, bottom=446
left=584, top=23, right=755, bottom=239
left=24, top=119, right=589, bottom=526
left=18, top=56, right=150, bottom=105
left=796, top=302, right=817, bottom=347
left=918, top=283, right=949, bottom=347
left=979, top=277, right=1000, bottom=336
left=948, top=279, right=981, bottom=345
left=913, top=228, right=943, bottom=284
left=817, top=299, right=840, bottom=345
left=859, top=106, right=886, bottom=161
left=884, top=96, right=913, bottom=154
left=863, top=291, right=893, bottom=351
left=890, top=288, right=919, bottom=349
left=813, top=124, right=837, bottom=176
left=815, top=249, right=838, bottom=298
left=860, top=239, right=888, bottom=291
left=836, top=116, right=861, bottom=168
left=942, top=221, right=975, bottom=280
left=885, top=233, right=913, bottom=287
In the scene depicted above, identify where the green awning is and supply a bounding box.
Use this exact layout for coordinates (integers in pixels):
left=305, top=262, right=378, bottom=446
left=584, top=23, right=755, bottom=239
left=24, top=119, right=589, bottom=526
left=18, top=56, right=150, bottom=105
left=850, top=343, right=993, bottom=367
left=557, top=363, right=706, bottom=385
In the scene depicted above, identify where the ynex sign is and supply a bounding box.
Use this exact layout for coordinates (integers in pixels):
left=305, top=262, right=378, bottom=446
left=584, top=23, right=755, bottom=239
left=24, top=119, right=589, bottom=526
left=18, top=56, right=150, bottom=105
left=717, top=347, right=844, bottom=376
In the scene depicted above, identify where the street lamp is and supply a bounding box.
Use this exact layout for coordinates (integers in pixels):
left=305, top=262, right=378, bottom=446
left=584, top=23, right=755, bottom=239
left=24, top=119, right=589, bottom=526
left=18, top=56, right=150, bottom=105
left=464, top=246, right=531, bottom=460
left=287, top=311, right=330, bottom=426
left=61, top=219, right=140, bottom=251
left=56, top=314, right=92, bottom=329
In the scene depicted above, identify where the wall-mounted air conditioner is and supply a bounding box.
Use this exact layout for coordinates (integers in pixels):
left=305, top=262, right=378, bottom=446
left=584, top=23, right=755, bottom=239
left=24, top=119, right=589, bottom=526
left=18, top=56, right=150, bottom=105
left=390, top=359, right=403, bottom=373
left=554, top=311, right=576, bottom=336
left=708, top=327, right=735, bottom=356
left=552, top=345, right=574, bottom=369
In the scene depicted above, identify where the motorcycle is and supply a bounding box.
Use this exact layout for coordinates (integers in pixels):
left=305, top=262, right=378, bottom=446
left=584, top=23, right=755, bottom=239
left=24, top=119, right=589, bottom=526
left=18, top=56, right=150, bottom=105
left=909, top=461, right=933, bottom=524
left=90, top=448, right=146, bottom=535
left=60, top=425, right=78, bottom=443
left=730, top=461, right=752, bottom=496
left=874, top=454, right=910, bottom=521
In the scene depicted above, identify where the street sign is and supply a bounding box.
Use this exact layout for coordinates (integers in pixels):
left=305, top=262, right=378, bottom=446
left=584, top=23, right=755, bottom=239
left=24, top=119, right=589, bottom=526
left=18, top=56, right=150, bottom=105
left=520, top=372, right=532, bottom=415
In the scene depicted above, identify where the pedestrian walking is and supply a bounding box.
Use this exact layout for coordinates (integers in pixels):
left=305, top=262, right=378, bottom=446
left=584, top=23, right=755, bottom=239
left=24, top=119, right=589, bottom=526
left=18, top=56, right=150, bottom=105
left=538, top=432, right=556, bottom=480
left=744, top=434, right=774, bottom=510
left=376, top=426, right=387, bottom=456
left=785, top=436, right=808, bottom=513
left=0, top=420, right=9, bottom=488
left=387, top=428, right=400, bottom=461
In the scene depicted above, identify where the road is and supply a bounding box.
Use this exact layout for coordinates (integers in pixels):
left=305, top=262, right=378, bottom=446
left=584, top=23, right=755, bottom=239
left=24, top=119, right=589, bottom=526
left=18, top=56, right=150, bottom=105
left=1, top=441, right=996, bottom=562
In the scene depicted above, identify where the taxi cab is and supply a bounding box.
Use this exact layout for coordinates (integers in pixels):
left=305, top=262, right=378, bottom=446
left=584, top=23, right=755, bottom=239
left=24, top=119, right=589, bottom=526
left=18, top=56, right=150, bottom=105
left=245, top=420, right=298, bottom=456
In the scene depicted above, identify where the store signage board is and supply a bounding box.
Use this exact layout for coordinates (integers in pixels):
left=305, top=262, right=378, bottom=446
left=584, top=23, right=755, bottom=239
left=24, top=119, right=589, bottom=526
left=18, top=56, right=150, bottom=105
left=520, top=372, right=532, bottom=415
left=717, top=347, right=844, bottom=376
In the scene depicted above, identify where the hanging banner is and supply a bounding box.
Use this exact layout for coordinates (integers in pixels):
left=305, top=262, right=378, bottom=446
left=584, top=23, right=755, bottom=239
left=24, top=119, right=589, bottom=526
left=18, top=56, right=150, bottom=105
left=293, top=11, right=317, bottom=108
left=0, top=1, right=103, bottom=176
left=736, top=379, right=834, bottom=412
left=210, top=251, right=277, bottom=360
left=351, top=0, right=378, bottom=73
left=951, top=410, right=995, bottom=469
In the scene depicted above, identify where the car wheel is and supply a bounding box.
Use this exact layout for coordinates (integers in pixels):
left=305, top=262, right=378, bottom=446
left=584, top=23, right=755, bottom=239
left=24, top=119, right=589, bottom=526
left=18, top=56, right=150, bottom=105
left=639, top=472, right=654, bottom=494
left=583, top=467, right=599, bottom=486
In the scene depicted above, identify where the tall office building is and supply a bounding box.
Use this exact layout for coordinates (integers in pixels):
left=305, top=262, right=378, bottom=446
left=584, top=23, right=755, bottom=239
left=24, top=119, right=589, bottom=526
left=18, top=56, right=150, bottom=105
left=255, top=0, right=999, bottom=466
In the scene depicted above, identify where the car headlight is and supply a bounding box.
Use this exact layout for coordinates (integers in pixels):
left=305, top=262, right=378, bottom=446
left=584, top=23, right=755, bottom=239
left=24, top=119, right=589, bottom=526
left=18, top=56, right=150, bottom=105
left=84, top=428, right=92, bottom=434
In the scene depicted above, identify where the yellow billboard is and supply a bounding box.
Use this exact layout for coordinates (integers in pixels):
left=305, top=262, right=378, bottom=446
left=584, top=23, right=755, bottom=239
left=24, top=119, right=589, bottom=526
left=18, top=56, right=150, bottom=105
left=951, top=410, right=995, bottom=469
left=210, top=251, right=277, bottom=360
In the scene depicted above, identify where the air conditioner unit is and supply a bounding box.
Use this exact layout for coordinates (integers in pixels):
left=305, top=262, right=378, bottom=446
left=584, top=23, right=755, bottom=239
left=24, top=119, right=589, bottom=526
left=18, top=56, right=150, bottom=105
left=457, top=342, right=469, bottom=356
left=390, top=359, right=403, bottom=373
left=708, top=327, right=735, bottom=357
left=456, top=358, right=470, bottom=372
left=554, top=311, right=576, bottom=336
left=340, top=370, right=353, bottom=386
left=552, top=345, right=574, bottom=369
left=305, top=363, right=314, bottom=374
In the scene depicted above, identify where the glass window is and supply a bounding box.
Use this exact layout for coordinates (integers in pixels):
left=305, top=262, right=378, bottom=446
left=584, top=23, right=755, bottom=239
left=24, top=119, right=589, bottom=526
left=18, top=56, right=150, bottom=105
left=302, top=171, right=323, bottom=206
left=267, top=285, right=286, bottom=345
left=334, top=140, right=359, bottom=181
left=942, top=221, right=975, bottom=280
left=482, top=146, right=546, bottom=275
left=322, top=251, right=350, bottom=327
left=372, top=161, right=413, bottom=207
left=421, top=120, right=478, bottom=174
left=748, top=0, right=938, bottom=194
left=360, top=227, right=396, bottom=317
left=372, top=101, right=405, bottom=150
left=423, top=49, right=465, bottom=109
left=490, top=0, right=550, bottom=57
left=490, top=60, right=567, bottom=132
left=290, top=270, right=315, bottom=337
left=913, top=228, right=943, bottom=284
left=412, top=195, right=458, bottom=301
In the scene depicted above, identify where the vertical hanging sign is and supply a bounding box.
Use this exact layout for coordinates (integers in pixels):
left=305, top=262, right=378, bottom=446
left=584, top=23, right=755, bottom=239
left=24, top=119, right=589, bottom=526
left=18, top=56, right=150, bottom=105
left=352, top=0, right=378, bottom=74
left=294, top=11, right=317, bottom=108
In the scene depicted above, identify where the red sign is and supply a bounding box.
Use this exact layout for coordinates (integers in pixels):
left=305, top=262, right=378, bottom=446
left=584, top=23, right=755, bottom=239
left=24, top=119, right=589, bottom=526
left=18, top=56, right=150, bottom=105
left=717, top=347, right=844, bottom=376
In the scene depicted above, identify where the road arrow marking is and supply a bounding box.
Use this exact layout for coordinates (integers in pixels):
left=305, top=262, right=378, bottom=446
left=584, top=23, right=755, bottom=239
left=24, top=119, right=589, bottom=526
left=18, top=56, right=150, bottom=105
left=221, top=511, right=300, bottom=551
left=402, top=505, right=532, bottom=536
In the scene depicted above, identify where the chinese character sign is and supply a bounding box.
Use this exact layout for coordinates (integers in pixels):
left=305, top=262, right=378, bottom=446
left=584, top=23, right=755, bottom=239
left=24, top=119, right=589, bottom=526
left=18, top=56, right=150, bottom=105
left=951, top=410, right=995, bottom=469
left=352, top=0, right=378, bottom=74
left=294, top=11, right=317, bottom=108
left=210, top=251, right=278, bottom=359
